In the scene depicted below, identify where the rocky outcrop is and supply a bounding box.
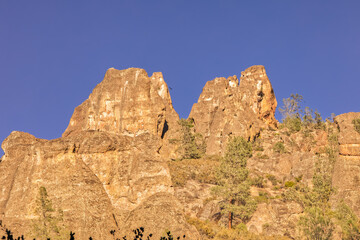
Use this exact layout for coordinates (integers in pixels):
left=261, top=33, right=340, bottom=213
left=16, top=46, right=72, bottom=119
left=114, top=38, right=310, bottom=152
left=0, top=131, right=117, bottom=239
left=334, top=112, right=360, bottom=157
left=3, top=65, right=359, bottom=239
left=0, top=130, right=199, bottom=239
left=0, top=67, right=199, bottom=239
left=189, top=65, right=277, bottom=155
left=63, top=68, right=180, bottom=158
left=332, top=112, right=360, bottom=216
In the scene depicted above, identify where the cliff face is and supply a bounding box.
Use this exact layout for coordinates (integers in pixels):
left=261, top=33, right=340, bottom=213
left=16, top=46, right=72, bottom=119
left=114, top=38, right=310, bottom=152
left=0, top=131, right=117, bottom=239
left=332, top=112, right=360, bottom=216
left=1, top=66, right=359, bottom=239
left=189, top=65, right=277, bottom=155
left=63, top=68, right=180, bottom=158
left=0, top=68, right=197, bottom=239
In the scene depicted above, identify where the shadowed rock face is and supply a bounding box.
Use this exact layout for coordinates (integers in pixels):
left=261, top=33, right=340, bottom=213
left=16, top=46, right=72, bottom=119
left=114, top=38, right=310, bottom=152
left=332, top=112, right=360, bottom=216
left=189, top=65, right=277, bottom=155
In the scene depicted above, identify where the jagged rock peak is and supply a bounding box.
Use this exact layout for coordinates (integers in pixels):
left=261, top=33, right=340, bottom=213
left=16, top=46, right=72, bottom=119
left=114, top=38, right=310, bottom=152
left=63, top=67, right=179, bottom=139
left=189, top=65, right=277, bottom=155
left=240, top=65, right=277, bottom=127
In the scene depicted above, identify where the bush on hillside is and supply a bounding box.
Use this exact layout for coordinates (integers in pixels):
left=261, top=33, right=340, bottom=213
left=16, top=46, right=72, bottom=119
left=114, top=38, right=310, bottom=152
left=352, top=118, right=360, bottom=134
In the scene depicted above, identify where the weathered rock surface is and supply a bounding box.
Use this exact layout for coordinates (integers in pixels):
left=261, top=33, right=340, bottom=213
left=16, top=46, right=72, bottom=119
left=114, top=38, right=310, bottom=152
left=248, top=128, right=326, bottom=185
left=189, top=65, right=277, bottom=155
left=335, top=112, right=360, bottom=157
left=332, top=112, right=360, bottom=216
left=0, top=131, right=117, bottom=239
left=0, top=130, right=199, bottom=239
left=63, top=68, right=180, bottom=158
left=0, top=67, right=199, bottom=239
left=246, top=200, right=302, bottom=237
left=2, top=65, right=360, bottom=239
left=122, top=192, right=201, bottom=240
left=174, top=180, right=219, bottom=221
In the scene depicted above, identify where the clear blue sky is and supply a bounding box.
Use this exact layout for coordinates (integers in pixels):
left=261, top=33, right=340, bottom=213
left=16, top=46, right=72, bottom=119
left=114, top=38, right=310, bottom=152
left=1, top=1, right=359, bottom=155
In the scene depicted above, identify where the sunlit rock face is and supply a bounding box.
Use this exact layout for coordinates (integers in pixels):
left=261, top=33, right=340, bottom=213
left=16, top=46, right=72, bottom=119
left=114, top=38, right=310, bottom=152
left=63, top=68, right=175, bottom=137
left=332, top=112, right=360, bottom=216
left=4, top=65, right=360, bottom=240
left=0, top=68, right=199, bottom=239
left=63, top=68, right=180, bottom=158
left=0, top=131, right=117, bottom=239
left=189, top=65, right=277, bottom=155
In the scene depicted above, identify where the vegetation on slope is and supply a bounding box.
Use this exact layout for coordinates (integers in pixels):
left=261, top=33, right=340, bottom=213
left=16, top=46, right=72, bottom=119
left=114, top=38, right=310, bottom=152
left=168, top=94, right=360, bottom=240
left=170, top=118, right=206, bottom=160
left=211, top=137, right=256, bottom=229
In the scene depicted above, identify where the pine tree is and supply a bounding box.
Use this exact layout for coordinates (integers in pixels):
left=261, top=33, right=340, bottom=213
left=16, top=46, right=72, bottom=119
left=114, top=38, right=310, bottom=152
left=178, top=118, right=205, bottom=159
left=212, top=137, right=256, bottom=229
left=31, top=186, right=68, bottom=240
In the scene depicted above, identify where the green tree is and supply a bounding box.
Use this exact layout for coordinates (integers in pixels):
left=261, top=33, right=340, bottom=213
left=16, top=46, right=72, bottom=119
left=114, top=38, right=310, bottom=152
left=212, top=137, right=256, bottom=229
left=178, top=118, right=206, bottom=159
left=31, top=186, right=68, bottom=240
left=296, top=125, right=338, bottom=239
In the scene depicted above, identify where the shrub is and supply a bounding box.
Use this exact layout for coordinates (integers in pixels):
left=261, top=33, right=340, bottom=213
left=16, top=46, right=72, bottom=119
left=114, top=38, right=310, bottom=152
left=298, top=206, right=334, bottom=240
left=284, top=181, right=295, bottom=188
left=295, top=175, right=303, bottom=183
left=266, top=174, right=278, bottom=186
left=283, top=117, right=302, bottom=133
left=186, top=217, right=217, bottom=238
left=335, top=201, right=360, bottom=239
left=262, top=223, right=271, bottom=231
left=256, top=153, right=269, bottom=159
left=251, top=176, right=264, bottom=188
left=352, top=118, right=360, bottom=134
left=255, top=192, right=269, bottom=203
left=273, top=142, right=286, bottom=154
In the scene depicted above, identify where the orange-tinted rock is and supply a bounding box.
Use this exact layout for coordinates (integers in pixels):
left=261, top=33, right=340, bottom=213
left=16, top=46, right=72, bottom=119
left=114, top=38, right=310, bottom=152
left=63, top=68, right=180, bottom=158
left=331, top=112, right=360, bottom=216
left=0, top=130, right=196, bottom=239
left=239, top=65, right=278, bottom=128
left=0, top=67, right=195, bottom=238
left=189, top=65, right=277, bottom=155
left=335, top=112, right=360, bottom=156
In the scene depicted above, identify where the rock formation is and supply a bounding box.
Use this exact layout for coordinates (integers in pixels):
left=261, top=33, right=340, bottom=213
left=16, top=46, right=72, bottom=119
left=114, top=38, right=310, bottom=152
left=63, top=68, right=180, bottom=158
left=189, top=65, right=277, bottom=155
left=0, top=68, right=197, bottom=239
left=332, top=112, right=360, bottom=216
left=1, top=65, right=359, bottom=240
